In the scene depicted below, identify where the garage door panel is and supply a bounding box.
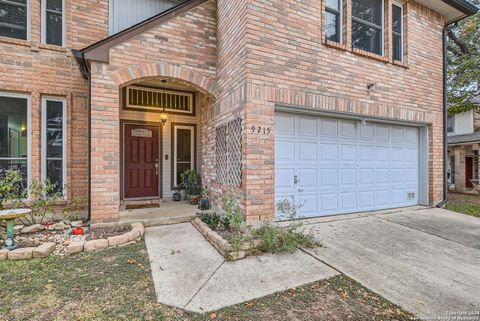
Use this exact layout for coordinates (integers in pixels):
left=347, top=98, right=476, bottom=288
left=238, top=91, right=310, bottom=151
left=275, top=112, right=420, bottom=219
left=320, top=193, right=339, bottom=212
left=341, top=144, right=357, bottom=162
left=319, top=169, right=338, bottom=188
left=297, top=141, right=318, bottom=161
left=276, top=140, right=295, bottom=162
left=297, top=116, right=318, bottom=137
left=320, top=118, right=338, bottom=137
left=340, top=169, right=357, bottom=186
left=298, top=168, right=317, bottom=189
left=320, top=143, right=338, bottom=162
left=276, top=168, right=295, bottom=190
left=340, top=192, right=357, bottom=211
left=276, top=114, right=295, bottom=136
left=340, top=120, right=357, bottom=139
left=298, top=194, right=318, bottom=217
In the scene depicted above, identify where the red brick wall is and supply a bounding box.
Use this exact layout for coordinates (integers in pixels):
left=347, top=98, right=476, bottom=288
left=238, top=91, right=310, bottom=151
left=0, top=0, right=109, bottom=203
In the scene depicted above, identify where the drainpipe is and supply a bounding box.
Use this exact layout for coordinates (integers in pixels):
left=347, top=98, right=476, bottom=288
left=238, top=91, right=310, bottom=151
left=86, top=69, right=92, bottom=221
left=436, top=27, right=449, bottom=209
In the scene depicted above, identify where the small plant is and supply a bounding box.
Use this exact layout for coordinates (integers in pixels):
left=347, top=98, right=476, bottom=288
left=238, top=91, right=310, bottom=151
left=251, top=223, right=318, bottom=254
left=221, top=192, right=244, bottom=231
left=63, top=195, right=86, bottom=221
left=24, top=179, right=63, bottom=225
left=180, top=169, right=202, bottom=199
left=199, top=212, right=221, bottom=230
left=0, top=168, right=25, bottom=210
left=277, top=195, right=306, bottom=220
left=229, top=235, right=243, bottom=252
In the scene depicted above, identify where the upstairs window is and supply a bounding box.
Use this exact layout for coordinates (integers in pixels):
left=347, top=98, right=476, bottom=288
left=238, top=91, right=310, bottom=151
left=42, top=0, right=64, bottom=46
left=447, top=115, right=454, bottom=133
left=325, top=0, right=342, bottom=43
left=0, top=0, right=28, bottom=40
left=392, top=3, right=403, bottom=61
left=352, top=0, right=384, bottom=55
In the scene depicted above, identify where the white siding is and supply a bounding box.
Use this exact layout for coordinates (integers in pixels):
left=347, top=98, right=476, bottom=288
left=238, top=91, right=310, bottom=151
left=109, top=0, right=186, bottom=34
left=453, top=110, right=474, bottom=135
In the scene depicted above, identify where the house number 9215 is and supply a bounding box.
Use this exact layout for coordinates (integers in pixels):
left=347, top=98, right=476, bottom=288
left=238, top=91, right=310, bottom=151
left=251, top=126, right=271, bottom=134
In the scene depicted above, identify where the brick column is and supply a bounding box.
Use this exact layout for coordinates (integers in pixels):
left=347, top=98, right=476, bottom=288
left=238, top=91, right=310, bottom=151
left=454, top=146, right=465, bottom=193
left=89, top=61, right=121, bottom=223
left=243, top=99, right=275, bottom=221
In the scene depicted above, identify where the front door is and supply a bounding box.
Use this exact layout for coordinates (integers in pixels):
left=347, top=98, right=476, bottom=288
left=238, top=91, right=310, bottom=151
left=124, top=124, right=159, bottom=199
left=466, top=156, right=473, bottom=189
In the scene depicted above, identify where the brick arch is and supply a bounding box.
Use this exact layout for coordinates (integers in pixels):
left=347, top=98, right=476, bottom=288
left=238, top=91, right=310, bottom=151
left=109, top=62, right=217, bottom=97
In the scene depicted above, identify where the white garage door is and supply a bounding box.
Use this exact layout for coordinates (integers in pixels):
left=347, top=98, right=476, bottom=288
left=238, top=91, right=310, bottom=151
left=275, top=112, right=419, bottom=220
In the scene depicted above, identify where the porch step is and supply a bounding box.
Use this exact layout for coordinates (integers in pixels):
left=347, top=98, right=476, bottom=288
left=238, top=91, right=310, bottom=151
left=119, top=214, right=197, bottom=228
left=120, top=198, right=162, bottom=211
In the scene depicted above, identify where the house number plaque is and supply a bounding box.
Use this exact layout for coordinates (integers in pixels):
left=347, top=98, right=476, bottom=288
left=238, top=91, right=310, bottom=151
left=251, top=126, right=271, bottom=135
left=131, top=128, right=153, bottom=138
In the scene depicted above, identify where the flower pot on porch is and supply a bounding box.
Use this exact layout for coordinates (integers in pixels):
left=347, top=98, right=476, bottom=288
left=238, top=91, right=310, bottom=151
left=173, top=192, right=181, bottom=202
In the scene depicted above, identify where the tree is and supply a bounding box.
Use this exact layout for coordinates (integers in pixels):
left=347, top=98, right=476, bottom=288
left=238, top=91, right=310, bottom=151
left=447, top=0, right=480, bottom=115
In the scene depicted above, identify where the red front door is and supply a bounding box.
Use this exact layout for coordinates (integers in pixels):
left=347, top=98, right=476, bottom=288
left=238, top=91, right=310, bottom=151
left=465, top=157, right=474, bottom=189
left=124, top=124, right=159, bottom=199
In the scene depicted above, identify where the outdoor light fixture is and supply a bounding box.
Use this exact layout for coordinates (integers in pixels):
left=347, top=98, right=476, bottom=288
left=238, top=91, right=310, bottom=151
left=160, top=79, right=167, bottom=126
left=360, top=118, right=368, bottom=126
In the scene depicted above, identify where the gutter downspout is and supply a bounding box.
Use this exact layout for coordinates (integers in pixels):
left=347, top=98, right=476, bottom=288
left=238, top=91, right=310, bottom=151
left=436, top=27, right=449, bottom=209
left=86, top=64, right=92, bottom=221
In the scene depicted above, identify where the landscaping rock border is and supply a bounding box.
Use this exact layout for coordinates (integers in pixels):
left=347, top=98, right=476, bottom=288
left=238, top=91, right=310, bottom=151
left=0, top=222, right=145, bottom=261
left=192, top=218, right=262, bottom=261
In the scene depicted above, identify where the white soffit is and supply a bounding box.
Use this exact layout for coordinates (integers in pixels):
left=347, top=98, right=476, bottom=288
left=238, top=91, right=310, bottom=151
left=415, top=0, right=466, bottom=24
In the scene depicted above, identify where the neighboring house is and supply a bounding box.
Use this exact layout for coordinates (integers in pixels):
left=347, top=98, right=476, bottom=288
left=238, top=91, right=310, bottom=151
left=447, top=97, right=480, bottom=193
left=0, top=0, right=477, bottom=223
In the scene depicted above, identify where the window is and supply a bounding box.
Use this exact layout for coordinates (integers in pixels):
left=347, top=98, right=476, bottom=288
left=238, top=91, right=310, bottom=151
left=0, top=93, right=30, bottom=186
left=42, top=98, right=66, bottom=194
left=392, top=3, right=403, bottom=61
left=0, top=0, right=28, bottom=40
left=447, top=115, right=454, bottom=133
left=325, top=0, right=342, bottom=42
left=172, top=124, right=194, bottom=188
left=352, top=0, right=383, bottom=55
left=42, top=0, right=64, bottom=46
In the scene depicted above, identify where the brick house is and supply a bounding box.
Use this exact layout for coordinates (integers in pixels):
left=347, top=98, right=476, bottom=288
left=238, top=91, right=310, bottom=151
left=447, top=97, right=480, bottom=193
left=0, top=0, right=477, bottom=223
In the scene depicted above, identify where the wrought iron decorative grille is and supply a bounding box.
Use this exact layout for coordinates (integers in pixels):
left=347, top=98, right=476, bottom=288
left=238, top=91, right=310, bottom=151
left=126, top=86, right=193, bottom=114
left=216, top=118, right=242, bottom=187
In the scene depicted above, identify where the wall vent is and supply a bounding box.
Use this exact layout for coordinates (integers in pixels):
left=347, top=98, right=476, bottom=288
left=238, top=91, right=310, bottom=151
left=125, top=86, right=194, bottom=114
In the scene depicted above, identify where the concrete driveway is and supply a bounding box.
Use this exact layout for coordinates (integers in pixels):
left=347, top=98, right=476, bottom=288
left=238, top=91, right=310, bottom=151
left=303, top=207, right=480, bottom=319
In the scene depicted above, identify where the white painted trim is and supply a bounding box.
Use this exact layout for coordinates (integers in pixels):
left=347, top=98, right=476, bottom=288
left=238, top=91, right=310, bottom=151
left=0, top=91, right=31, bottom=195
left=173, top=125, right=195, bottom=188
left=41, top=96, right=67, bottom=196
left=40, top=0, right=66, bottom=47
left=418, top=126, right=429, bottom=205
left=392, top=1, right=404, bottom=61
left=381, top=0, right=385, bottom=56
left=26, top=0, right=31, bottom=41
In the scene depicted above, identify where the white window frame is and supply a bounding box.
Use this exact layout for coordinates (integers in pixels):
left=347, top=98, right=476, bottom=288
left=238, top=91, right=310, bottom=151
left=0, top=0, right=31, bottom=41
left=41, top=96, right=67, bottom=196
left=392, top=1, right=404, bottom=61
left=351, top=0, right=385, bottom=56
left=0, top=91, right=31, bottom=193
left=173, top=125, right=195, bottom=188
left=325, top=0, right=343, bottom=43
left=41, top=0, right=66, bottom=46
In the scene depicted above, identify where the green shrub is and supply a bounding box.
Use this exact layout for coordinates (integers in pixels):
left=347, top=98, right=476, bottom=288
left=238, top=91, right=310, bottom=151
left=251, top=223, right=318, bottom=254
left=199, top=212, right=221, bottom=230
left=0, top=168, right=25, bottom=209
left=179, top=169, right=202, bottom=198
left=222, top=192, right=244, bottom=230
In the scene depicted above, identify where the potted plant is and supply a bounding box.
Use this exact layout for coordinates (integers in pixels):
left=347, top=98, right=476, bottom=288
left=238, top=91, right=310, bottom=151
left=198, top=189, right=210, bottom=211
left=179, top=169, right=202, bottom=204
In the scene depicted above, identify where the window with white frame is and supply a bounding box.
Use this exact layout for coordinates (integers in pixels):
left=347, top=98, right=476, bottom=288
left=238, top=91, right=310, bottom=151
left=325, top=0, right=342, bottom=43
left=0, top=93, right=30, bottom=187
left=42, top=98, right=66, bottom=194
left=392, top=2, right=403, bottom=61
left=42, top=0, right=64, bottom=46
left=0, top=0, right=29, bottom=40
left=351, top=0, right=384, bottom=55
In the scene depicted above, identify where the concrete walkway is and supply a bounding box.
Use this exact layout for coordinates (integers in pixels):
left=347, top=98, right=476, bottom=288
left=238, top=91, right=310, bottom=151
left=144, top=223, right=338, bottom=313
left=303, top=207, right=480, bottom=319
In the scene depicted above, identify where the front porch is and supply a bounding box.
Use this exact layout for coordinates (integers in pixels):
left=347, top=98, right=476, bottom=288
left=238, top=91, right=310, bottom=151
left=119, top=200, right=199, bottom=227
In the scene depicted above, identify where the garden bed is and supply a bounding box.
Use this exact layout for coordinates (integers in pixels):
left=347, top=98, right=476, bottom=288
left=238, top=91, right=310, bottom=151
left=0, top=221, right=144, bottom=260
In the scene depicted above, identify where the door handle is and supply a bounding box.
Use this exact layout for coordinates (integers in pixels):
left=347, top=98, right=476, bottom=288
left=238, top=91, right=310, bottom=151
left=298, top=189, right=304, bottom=192
left=294, top=175, right=299, bottom=184
left=155, top=159, right=159, bottom=175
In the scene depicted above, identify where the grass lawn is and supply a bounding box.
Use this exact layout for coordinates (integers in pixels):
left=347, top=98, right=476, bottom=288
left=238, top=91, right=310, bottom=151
left=0, top=243, right=414, bottom=321
left=446, top=192, right=480, bottom=218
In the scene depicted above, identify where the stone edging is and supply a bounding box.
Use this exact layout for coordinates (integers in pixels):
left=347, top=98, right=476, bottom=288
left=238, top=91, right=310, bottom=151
left=192, top=218, right=262, bottom=261
left=0, top=223, right=145, bottom=261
